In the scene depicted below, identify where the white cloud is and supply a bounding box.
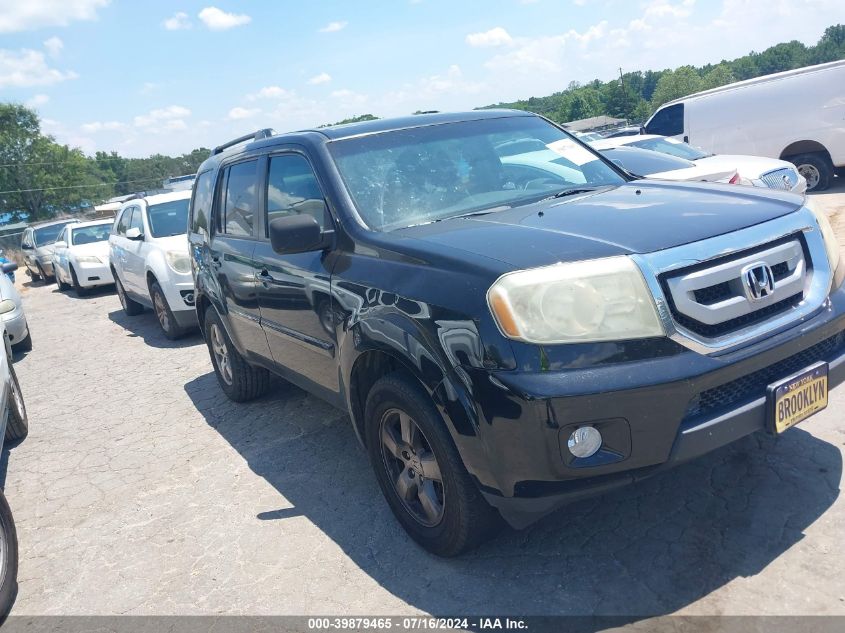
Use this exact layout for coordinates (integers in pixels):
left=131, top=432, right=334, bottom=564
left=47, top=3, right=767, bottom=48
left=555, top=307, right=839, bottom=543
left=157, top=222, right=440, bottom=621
left=81, top=120, right=124, bottom=132
left=0, top=0, right=109, bottom=33
left=0, top=48, right=77, bottom=88
left=246, top=85, right=293, bottom=101
left=43, top=36, right=63, bottom=58
left=133, top=105, right=191, bottom=128
left=308, top=72, right=332, bottom=85
left=466, top=27, right=513, bottom=47
left=319, top=21, right=347, bottom=33
left=163, top=11, right=191, bottom=30
left=27, top=94, right=50, bottom=107
left=228, top=106, right=260, bottom=120
left=198, top=6, right=251, bottom=31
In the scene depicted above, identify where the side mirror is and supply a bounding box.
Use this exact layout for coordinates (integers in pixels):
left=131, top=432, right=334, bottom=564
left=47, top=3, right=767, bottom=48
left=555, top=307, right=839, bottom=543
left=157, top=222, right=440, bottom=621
left=126, top=227, right=144, bottom=241
left=20, top=243, right=32, bottom=250
left=1, top=262, right=17, bottom=274
left=54, top=240, right=67, bottom=249
left=639, top=125, right=645, bottom=134
left=269, top=215, right=329, bottom=255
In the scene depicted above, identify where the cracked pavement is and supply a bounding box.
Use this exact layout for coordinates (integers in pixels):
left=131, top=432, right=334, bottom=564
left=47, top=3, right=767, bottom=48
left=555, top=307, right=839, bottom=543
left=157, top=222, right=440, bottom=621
left=1, top=183, right=844, bottom=618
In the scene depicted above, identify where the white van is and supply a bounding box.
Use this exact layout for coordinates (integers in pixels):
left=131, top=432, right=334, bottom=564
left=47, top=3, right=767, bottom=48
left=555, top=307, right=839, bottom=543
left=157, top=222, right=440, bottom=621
left=643, top=60, right=845, bottom=191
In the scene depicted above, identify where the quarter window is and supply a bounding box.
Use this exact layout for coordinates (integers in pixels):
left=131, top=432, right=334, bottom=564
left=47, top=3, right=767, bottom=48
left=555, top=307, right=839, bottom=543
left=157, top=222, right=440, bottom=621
left=265, top=154, right=327, bottom=233
left=222, top=160, right=258, bottom=237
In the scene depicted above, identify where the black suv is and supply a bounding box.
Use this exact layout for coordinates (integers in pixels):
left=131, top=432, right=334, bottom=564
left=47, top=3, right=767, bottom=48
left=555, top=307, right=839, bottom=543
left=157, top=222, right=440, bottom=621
left=189, top=110, right=845, bottom=556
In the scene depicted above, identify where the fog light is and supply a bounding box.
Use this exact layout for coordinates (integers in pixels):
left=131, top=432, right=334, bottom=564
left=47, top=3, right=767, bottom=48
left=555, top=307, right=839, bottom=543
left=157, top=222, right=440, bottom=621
left=567, top=426, right=602, bottom=458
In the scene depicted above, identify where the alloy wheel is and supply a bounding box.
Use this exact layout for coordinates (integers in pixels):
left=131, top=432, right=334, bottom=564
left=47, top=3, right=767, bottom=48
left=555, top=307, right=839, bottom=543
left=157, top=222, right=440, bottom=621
left=154, top=292, right=170, bottom=332
left=798, top=163, right=821, bottom=190
left=209, top=323, right=233, bottom=385
left=379, top=408, right=445, bottom=527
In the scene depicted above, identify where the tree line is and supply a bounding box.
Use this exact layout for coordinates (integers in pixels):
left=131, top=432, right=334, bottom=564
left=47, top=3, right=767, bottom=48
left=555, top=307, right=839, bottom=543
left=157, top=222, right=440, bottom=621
left=1, top=24, right=843, bottom=221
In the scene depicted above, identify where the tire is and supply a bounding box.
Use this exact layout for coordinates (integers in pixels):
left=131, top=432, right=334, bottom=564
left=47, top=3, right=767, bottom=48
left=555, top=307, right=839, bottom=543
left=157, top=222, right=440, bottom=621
left=12, top=330, right=31, bottom=353
left=0, top=490, right=18, bottom=618
left=365, top=372, right=501, bottom=556
left=56, top=268, right=70, bottom=291
left=150, top=280, right=185, bottom=340
left=204, top=307, right=269, bottom=402
left=790, top=153, right=832, bottom=192
left=114, top=274, right=143, bottom=316
left=4, top=363, right=28, bottom=442
left=28, top=265, right=40, bottom=282
left=36, top=263, right=51, bottom=284
left=69, top=266, right=87, bottom=297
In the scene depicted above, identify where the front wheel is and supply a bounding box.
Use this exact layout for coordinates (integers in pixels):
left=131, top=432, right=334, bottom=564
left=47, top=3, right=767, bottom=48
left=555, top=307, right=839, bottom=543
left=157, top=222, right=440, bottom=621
left=70, top=266, right=87, bottom=296
left=115, top=274, right=143, bottom=316
left=56, top=268, right=70, bottom=291
left=150, top=281, right=185, bottom=340
left=365, top=373, right=501, bottom=556
left=4, top=363, right=28, bottom=442
left=36, top=263, right=51, bottom=284
left=204, top=307, right=269, bottom=402
left=0, top=491, right=18, bottom=618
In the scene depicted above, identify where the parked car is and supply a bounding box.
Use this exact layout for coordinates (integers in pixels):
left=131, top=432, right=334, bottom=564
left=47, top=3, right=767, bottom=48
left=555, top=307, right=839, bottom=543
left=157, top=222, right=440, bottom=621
left=602, top=126, right=641, bottom=138
left=0, top=264, right=31, bottom=352
left=643, top=60, right=845, bottom=191
left=20, top=218, right=81, bottom=282
left=0, top=251, right=14, bottom=283
left=573, top=131, right=603, bottom=142
left=52, top=219, right=115, bottom=295
left=0, top=323, right=29, bottom=617
left=191, top=111, right=844, bottom=556
left=108, top=191, right=196, bottom=339
left=592, top=134, right=806, bottom=194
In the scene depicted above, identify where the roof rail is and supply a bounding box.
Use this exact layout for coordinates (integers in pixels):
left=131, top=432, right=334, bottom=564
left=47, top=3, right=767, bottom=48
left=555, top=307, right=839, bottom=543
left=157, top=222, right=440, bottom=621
left=212, top=128, right=274, bottom=155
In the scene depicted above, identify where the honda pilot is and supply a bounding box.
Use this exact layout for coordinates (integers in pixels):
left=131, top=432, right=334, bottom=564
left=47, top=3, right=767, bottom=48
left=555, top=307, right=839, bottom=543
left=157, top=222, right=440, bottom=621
left=189, top=111, right=844, bottom=556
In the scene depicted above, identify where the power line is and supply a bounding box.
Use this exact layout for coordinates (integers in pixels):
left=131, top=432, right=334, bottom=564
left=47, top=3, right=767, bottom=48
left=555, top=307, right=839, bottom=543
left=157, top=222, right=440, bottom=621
left=0, top=177, right=161, bottom=196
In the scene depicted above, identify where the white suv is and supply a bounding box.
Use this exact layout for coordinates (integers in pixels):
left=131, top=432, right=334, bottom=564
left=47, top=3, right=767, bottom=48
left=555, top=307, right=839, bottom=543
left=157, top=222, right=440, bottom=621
left=108, top=190, right=196, bottom=339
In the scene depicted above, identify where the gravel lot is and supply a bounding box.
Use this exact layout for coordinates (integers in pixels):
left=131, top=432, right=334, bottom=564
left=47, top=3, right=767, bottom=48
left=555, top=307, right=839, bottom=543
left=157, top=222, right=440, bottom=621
left=2, top=180, right=845, bottom=619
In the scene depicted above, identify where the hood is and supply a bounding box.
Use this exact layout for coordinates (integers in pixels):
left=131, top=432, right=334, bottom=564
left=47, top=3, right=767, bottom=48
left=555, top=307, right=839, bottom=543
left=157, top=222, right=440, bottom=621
left=696, top=154, right=795, bottom=179
left=394, top=180, right=804, bottom=270
left=71, top=241, right=110, bottom=259
left=152, top=234, right=190, bottom=253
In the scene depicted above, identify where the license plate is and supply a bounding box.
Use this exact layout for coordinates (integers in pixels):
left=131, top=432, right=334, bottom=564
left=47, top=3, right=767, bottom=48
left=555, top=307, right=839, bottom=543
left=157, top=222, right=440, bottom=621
left=768, top=362, right=828, bottom=434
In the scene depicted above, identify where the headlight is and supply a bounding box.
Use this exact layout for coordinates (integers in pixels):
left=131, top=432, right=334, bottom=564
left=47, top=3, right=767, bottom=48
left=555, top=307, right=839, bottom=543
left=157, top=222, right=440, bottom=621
left=487, top=256, right=664, bottom=344
left=0, top=299, right=16, bottom=314
left=806, top=199, right=840, bottom=273
left=166, top=250, right=191, bottom=274
left=76, top=256, right=102, bottom=264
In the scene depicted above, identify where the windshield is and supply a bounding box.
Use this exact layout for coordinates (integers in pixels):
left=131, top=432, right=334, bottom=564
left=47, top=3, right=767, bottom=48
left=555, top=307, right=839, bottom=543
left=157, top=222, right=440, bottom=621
left=147, top=199, right=189, bottom=237
left=34, top=221, right=75, bottom=246
left=629, top=137, right=710, bottom=160
left=600, top=147, right=694, bottom=175
left=329, top=116, right=626, bottom=231
left=70, top=223, right=111, bottom=245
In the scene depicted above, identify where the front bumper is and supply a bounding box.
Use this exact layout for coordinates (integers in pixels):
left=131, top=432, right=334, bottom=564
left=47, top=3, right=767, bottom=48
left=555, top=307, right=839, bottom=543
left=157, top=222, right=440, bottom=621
left=477, top=282, right=845, bottom=529
left=75, top=261, right=114, bottom=288
left=1, top=309, right=28, bottom=346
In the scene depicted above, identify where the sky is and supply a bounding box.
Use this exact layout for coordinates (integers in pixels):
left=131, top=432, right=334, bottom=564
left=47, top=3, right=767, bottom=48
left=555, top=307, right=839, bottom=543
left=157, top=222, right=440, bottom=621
left=1, top=0, right=843, bottom=158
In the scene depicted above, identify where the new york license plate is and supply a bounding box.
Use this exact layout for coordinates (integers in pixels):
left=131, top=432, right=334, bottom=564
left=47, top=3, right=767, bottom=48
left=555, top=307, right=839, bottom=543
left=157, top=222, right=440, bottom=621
left=768, top=362, right=829, bottom=434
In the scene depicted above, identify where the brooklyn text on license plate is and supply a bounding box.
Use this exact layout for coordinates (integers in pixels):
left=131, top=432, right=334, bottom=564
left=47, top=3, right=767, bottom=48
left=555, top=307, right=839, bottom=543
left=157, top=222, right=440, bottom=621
left=767, top=362, right=829, bottom=434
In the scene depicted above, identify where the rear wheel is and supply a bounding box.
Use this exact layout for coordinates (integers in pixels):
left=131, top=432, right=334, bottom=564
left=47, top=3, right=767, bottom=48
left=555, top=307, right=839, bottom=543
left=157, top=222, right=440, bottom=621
left=4, top=363, right=28, bottom=442
left=150, top=280, right=185, bottom=340
left=115, top=274, right=143, bottom=316
left=365, top=372, right=501, bottom=556
left=790, top=153, right=832, bottom=192
left=204, top=307, right=269, bottom=402
left=0, top=490, right=18, bottom=618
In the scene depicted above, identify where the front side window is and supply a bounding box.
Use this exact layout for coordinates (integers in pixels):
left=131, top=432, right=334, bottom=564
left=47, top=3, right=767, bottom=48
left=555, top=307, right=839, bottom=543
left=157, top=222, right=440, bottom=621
left=190, top=171, right=214, bottom=236
left=329, top=116, right=626, bottom=231
left=629, top=136, right=709, bottom=160
left=34, top=221, right=75, bottom=246
left=56, top=227, right=68, bottom=245
left=644, top=103, right=684, bottom=137
left=266, top=154, right=327, bottom=233
left=71, top=223, right=111, bottom=245
left=115, top=208, right=131, bottom=235
left=128, top=207, right=144, bottom=233
left=147, top=199, right=189, bottom=238
left=222, top=161, right=258, bottom=237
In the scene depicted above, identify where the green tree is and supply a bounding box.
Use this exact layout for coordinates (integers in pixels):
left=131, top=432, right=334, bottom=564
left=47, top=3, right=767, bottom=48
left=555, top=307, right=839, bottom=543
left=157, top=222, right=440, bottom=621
left=702, top=64, right=736, bottom=90
left=650, top=66, right=704, bottom=109
left=756, top=40, right=808, bottom=74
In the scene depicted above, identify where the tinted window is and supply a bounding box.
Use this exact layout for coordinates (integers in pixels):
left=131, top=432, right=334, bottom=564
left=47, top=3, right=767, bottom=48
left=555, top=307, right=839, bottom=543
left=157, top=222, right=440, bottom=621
left=71, top=223, right=111, bottom=245
left=599, top=147, right=694, bottom=175
left=148, top=199, right=189, bottom=238
left=330, top=116, right=624, bottom=231
left=266, top=155, right=327, bottom=233
left=128, top=207, right=144, bottom=233
left=222, top=161, right=257, bottom=237
left=629, top=137, right=709, bottom=160
left=34, top=221, right=74, bottom=246
left=115, top=208, right=132, bottom=235
left=190, top=171, right=214, bottom=236
left=644, top=103, right=684, bottom=137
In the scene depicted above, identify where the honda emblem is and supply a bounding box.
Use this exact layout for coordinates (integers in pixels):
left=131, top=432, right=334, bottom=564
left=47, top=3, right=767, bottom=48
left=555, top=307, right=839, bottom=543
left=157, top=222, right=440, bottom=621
left=741, top=262, right=775, bottom=301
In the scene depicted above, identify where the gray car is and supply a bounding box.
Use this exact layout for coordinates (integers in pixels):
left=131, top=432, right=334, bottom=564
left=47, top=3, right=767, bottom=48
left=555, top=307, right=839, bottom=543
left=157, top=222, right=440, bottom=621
left=20, top=218, right=80, bottom=282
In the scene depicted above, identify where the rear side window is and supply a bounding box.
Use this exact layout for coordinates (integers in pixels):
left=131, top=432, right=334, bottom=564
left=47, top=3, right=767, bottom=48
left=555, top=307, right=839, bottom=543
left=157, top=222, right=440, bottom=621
left=190, top=171, right=214, bottom=236
left=266, top=154, right=328, bottom=233
left=115, top=208, right=132, bottom=235
left=645, top=103, right=684, bottom=137
left=221, top=160, right=258, bottom=238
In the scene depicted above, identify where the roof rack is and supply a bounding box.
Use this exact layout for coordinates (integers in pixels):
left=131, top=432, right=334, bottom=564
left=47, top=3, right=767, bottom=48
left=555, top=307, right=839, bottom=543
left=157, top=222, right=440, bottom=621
left=212, top=128, right=274, bottom=155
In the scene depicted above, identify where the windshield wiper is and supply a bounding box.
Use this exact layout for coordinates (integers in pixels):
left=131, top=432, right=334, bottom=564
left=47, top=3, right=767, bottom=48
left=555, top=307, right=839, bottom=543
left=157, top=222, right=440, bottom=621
left=543, top=186, right=605, bottom=201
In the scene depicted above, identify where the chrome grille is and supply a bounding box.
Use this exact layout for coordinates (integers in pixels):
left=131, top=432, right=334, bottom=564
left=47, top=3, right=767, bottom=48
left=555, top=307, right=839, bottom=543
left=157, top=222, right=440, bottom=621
left=760, top=167, right=799, bottom=191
